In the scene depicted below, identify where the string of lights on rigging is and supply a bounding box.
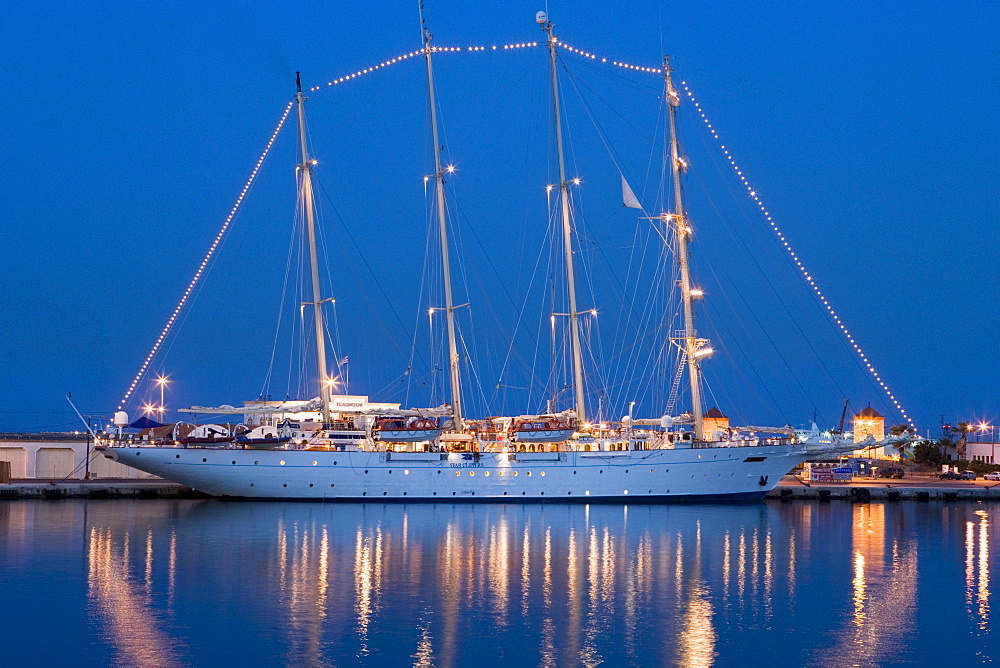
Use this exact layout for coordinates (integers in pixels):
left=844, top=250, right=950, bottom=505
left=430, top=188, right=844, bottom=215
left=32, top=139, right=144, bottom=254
left=308, top=42, right=539, bottom=92
left=118, top=101, right=296, bottom=411
left=678, top=82, right=914, bottom=429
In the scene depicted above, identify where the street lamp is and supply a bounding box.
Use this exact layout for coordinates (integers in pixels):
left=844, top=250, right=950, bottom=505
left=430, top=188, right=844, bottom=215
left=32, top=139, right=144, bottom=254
left=155, top=376, right=169, bottom=420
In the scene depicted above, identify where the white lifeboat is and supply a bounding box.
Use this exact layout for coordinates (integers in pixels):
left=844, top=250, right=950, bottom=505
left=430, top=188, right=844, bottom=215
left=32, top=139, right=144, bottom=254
left=375, top=417, right=443, bottom=443
left=510, top=417, right=575, bottom=443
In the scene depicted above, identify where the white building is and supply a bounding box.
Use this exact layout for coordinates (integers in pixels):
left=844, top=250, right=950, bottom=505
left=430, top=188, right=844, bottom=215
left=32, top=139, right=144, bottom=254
left=0, top=433, right=155, bottom=479
left=967, top=441, right=999, bottom=465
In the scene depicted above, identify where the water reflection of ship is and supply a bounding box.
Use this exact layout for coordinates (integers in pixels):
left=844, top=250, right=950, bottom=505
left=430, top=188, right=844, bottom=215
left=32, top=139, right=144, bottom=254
left=71, top=501, right=797, bottom=664
left=62, top=501, right=992, bottom=664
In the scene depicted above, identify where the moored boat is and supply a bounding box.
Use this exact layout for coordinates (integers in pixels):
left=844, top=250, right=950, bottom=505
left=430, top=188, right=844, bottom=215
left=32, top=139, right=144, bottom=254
left=98, top=12, right=880, bottom=500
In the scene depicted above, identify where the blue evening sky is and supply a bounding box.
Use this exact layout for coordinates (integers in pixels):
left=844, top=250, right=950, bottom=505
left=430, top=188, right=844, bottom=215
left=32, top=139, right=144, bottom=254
left=1, top=1, right=996, bottom=434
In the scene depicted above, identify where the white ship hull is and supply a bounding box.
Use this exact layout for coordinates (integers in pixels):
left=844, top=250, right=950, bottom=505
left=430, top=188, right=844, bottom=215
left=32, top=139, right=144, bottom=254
left=101, top=443, right=807, bottom=501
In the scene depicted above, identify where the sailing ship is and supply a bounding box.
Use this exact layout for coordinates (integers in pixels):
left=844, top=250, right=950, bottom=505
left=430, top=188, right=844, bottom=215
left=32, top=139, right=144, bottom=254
left=99, top=12, right=871, bottom=500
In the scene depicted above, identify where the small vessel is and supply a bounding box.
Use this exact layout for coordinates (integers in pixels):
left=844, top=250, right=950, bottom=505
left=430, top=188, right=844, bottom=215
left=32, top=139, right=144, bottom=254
left=375, top=417, right=444, bottom=443
left=99, top=13, right=871, bottom=500
left=510, top=416, right=576, bottom=443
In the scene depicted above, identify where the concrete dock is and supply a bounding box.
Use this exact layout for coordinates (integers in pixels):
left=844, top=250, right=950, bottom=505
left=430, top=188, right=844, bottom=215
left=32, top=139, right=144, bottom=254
left=0, top=479, right=204, bottom=499
left=1, top=474, right=998, bottom=501
left=767, top=474, right=1000, bottom=501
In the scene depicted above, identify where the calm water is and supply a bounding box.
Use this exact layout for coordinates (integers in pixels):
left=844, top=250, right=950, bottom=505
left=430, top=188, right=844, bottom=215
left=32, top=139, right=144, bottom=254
left=0, top=500, right=994, bottom=666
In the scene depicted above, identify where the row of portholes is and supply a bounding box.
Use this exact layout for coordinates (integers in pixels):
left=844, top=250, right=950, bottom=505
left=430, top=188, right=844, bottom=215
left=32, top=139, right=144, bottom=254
left=241, top=485, right=654, bottom=497
left=177, top=457, right=344, bottom=466
left=454, top=470, right=546, bottom=477
left=250, top=483, right=337, bottom=488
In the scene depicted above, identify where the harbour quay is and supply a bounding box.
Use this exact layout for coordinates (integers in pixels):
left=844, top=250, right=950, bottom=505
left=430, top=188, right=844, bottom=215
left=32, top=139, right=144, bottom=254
left=0, top=479, right=198, bottom=500
left=769, top=474, right=1000, bottom=501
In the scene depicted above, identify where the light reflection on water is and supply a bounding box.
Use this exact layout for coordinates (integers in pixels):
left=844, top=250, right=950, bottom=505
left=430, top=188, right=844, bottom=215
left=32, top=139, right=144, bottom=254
left=0, top=501, right=996, bottom=666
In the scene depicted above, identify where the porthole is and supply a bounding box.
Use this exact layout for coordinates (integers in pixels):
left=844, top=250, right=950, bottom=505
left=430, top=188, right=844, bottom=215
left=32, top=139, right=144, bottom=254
left=136, top=452, right=141, bottom=456
left=541, top=491, right=545, bottom=495
left=202, top=458, right=207, bottom=462
left=484, top=471, right=490, bottom=476
left=539, top=471, right=545, bottom=476
left=433, top=491, right=437, bottom=496
left=452, top=491, right=456, bottom=496
left=383, top=492, right=387, bottom=496
left=455, top=471, right=461, bottom=476
left=312, top=461, right=317, bottom=466
left=625, top=470, right=629, bottom=473
left=254, top=461, right=259, bottom=465
left=232, top=461, right=236, bottom=465
left=279, top=460, right=285, bottom=466
left=624, top=489, right=629, bottom=494
left=568, top=491, right=572, bottom=494
left=437, top=470, right=441, bottom=475
left=522, top=491, right=526, bottom=495
left=403, top=491, right=407, bottom=495
left=512, top=471, right=518, bottom=477
left=573, top=470, right=577, bottom=474
left=175, top=454, right=180, bottom=459
left=469, top=471, right=475, bottom=476
left=283, top=484, right=288, bottom=488
left=363, top=492, right=367, bottom=496
left=599, top=470, right=603, bottom=474
left=250, top=483, right=255, bottom=487
left=498, top=471, right=504, bottom=477
left=309, top=484, right=314, bottom=487
left=472, top=491, right=475, bottom=495
left=365, top=470, right=369, bottom=474
left=404, top=469, right=409, bottom=475
left=503, top=492, right=508, bottom=496
left=526, top=471, right=532, bottom=477
left=334, top=461, right=338, bottom=465
left=330, top=483, right=335, bottom=487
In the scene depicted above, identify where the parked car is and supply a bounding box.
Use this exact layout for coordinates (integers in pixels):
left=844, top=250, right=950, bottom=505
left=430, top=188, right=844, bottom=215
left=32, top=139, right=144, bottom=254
left=984, top=472, right=1000, bottom=481
left=939, top=472, right=963, bottom=480
left=960, top=470, right=978, bottom=480
left=877, top=466, right=905, bottom=479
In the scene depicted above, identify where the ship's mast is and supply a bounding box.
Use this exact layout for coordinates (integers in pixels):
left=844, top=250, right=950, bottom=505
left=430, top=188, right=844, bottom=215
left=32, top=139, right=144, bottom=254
left=295, top=73, right=332, bottom=424
left=664, top=56, right=705, bottom=439
left=540, top=15, right=587, bottom=426
left=420, top=6, right=464, bottom=430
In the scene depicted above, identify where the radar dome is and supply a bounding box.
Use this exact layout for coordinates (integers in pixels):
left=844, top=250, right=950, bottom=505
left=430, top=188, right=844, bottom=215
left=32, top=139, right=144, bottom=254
left=535, top=11, right=547, bottom=23
left=113, top=411, right=129, bottom=426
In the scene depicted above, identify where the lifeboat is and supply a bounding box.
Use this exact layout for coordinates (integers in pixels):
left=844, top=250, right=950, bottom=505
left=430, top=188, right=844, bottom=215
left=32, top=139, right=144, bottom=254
left=510, top=418, right=575, bottom=443
left=177, top=435, right=235, bottom=445
left=177, top=423, right=235, bottom=445
left=375, top=417, right=443, bottom=443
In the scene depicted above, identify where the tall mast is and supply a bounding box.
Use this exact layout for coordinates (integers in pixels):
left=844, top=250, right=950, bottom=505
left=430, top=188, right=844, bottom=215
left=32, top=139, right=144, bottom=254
left=420, top=5, right=463, bottom=430
left=540, top=15, right=587, bottom=426
left=295, top=73, right=332, bottom=424
left=664, top=56, right=705, bottom=439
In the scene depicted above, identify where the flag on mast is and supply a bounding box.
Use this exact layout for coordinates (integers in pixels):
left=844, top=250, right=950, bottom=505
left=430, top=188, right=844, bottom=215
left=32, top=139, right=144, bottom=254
left=622, top=176, right=642, bottom=209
